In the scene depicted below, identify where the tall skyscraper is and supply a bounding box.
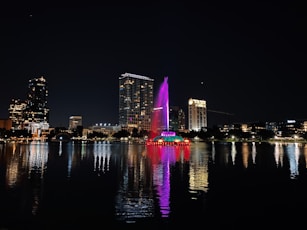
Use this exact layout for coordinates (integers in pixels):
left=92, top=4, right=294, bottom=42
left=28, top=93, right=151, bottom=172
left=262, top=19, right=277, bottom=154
left=188, top=98, right=207, bottom=131
left=23, top=76, right=50, bottom=135
left=119, top=72, right=154, bottom=133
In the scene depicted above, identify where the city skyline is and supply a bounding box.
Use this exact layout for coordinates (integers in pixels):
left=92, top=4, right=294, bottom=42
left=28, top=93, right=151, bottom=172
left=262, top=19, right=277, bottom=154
left=1, top=1, right=305, bottom=127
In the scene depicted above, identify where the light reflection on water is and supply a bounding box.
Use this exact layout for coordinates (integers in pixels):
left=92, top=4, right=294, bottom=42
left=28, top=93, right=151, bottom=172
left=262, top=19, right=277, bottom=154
left=1, top=141, right=307, bottom=228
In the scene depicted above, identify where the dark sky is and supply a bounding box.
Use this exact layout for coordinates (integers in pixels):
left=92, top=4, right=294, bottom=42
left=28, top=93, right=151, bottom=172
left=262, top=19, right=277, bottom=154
left=0, top=1, right=306, bottom=128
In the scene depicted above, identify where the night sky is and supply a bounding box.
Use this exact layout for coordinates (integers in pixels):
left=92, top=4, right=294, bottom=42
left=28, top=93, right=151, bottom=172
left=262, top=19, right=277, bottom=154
left=0, top=1, right=305, bottom=128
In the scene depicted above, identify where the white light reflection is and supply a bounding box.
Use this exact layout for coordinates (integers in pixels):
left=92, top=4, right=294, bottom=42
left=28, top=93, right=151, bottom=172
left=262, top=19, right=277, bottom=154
left=251, top=142, right=257, bottom=164
left=274, top=142, right=284, bottom=168
left=231, top=141, right=237, bottom=165
left=28, top=141, right=48, bottom=215
left=67, top=143, right=72, bottom=178
left=93, top=141, right=111, bottom=174
left=28, top=141, right=48, bottom=179
left=287, top=143, right=300, bottom=179
left=58, top=141, right=62, bottom=156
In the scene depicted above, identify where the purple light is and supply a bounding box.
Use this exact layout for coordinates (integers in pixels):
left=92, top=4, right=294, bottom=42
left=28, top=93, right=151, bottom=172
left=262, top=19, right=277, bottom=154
left=151, top=77, right=169, bottom=138
left=161, top=131, right=176, bottom=137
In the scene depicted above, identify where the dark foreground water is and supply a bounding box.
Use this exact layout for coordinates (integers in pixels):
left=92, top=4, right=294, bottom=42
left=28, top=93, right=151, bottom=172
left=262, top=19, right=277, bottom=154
left=1, top=140, right=307, bottom=229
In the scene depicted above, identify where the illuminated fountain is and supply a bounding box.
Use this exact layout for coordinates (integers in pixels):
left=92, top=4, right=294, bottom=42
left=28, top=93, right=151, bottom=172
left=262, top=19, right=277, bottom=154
left=146, top=76, right=190, bottom=146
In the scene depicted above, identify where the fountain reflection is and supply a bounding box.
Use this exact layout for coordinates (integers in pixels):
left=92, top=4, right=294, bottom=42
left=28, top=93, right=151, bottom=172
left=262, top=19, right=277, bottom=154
left=147, top=145, right=191, bottom=217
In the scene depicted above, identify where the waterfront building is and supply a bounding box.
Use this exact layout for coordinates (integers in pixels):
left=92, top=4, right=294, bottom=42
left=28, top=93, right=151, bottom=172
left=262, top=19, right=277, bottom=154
left=119, top=72, right=154, bottom=133
left=69, top=115, right=82, bottom=130
left=169, top=106, right=186, bottom=132
left=0, top=118, right=12, bottom=130
left=23, top=76, right=50, bottom=137
left=8, top=99, right=27, bottom=130
left=88, top=123, right=121, bottom=137
left=188, top=98, right=207, bottom=132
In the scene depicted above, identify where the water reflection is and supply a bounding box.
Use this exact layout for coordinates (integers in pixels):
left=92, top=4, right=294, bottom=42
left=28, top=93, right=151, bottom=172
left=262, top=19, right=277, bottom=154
left=93, top=141, right=111, bottom=174
left=251, top=141, right=256, bottom=164
left=286, top=143, right=300, bottom=179
left=211, top=141, right=306, bottom=180
left=242, top=142, right=249, bottom=168
left=115, top=144, right=155, bottom=223
left=274, top=142, right=284, bottom=167
left=230, top=141, right=236, bottom=165
left=189, top=143, right=208, bottom=193
left=149, top=146, right=172, bottom=218
left=28, top=141, right=48, bottom=178
left=1, top=141, right=307, bottom=228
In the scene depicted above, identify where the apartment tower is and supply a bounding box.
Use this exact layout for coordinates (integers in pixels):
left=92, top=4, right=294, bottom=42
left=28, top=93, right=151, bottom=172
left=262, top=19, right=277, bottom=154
left=119, top=72, right=154, bottom=133
left=188, top=98, right=207, bottom=131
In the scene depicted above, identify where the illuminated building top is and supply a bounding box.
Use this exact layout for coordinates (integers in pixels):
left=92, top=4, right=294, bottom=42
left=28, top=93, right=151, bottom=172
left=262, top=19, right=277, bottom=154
left=120, top=72, right=154, bottom=81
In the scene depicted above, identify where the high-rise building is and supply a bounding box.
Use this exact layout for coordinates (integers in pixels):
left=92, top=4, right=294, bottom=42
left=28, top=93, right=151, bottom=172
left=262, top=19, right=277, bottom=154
left=24, top=76, right=49, bottom=124
left=119, top=72, right=154, bottom=133
left=8, top=99, right=27, bottom=130
left=169, top=106, right=186, bottom=131
left=188, top=98, right=207, bottom=131
left=23, top=76, right=50, bottom=136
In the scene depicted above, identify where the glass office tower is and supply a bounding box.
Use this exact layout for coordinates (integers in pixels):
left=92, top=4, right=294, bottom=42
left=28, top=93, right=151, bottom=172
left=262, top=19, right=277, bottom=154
left=119, top=72, right=154, bottom=133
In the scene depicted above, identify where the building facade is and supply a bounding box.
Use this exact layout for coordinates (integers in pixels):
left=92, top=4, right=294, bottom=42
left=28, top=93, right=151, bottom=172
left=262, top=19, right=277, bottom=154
left=69, top=115, right=83, bottom=131
left=188, top=98, right=207, bottom=132
left=119, top=72, right=154, bottom=133
left=169, top=106, right=186, bottom=132
left=23, top=76, right=50, bottom=137
left=8, top=99, right=27, bottom=130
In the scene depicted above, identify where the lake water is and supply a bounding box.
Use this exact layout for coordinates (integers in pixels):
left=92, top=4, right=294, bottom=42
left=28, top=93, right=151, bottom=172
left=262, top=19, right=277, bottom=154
left=1, top=140, right=307, bottom=229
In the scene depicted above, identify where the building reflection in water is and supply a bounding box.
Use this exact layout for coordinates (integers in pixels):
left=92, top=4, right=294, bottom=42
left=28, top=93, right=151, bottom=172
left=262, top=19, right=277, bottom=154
left=5, top=141, right=48, bottom=187
left=274, top=142, right=284, bottom=168
left=114, top=144, right=193, bottom=222
left=212, top=141, right=304, bottom=180
left=251, top=141, right=256, bottom=164
left=28, top=141, right=48, bottom=215
left=4, top=141, right=49, bottom=216
left=115, top=144, right=155, bottom=223
left=230, top=141, right=237, bottom=165
left=93, top=141, right=111, bottom=174
left=286, top=143, right=300, bottom=179
left=242, top=142, right=249, bottom=168
left=189, top=143, right=208, bottom=194
left=5, top=142, right=22, bottom=188
left=28, top=141, right=49, bottom=178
